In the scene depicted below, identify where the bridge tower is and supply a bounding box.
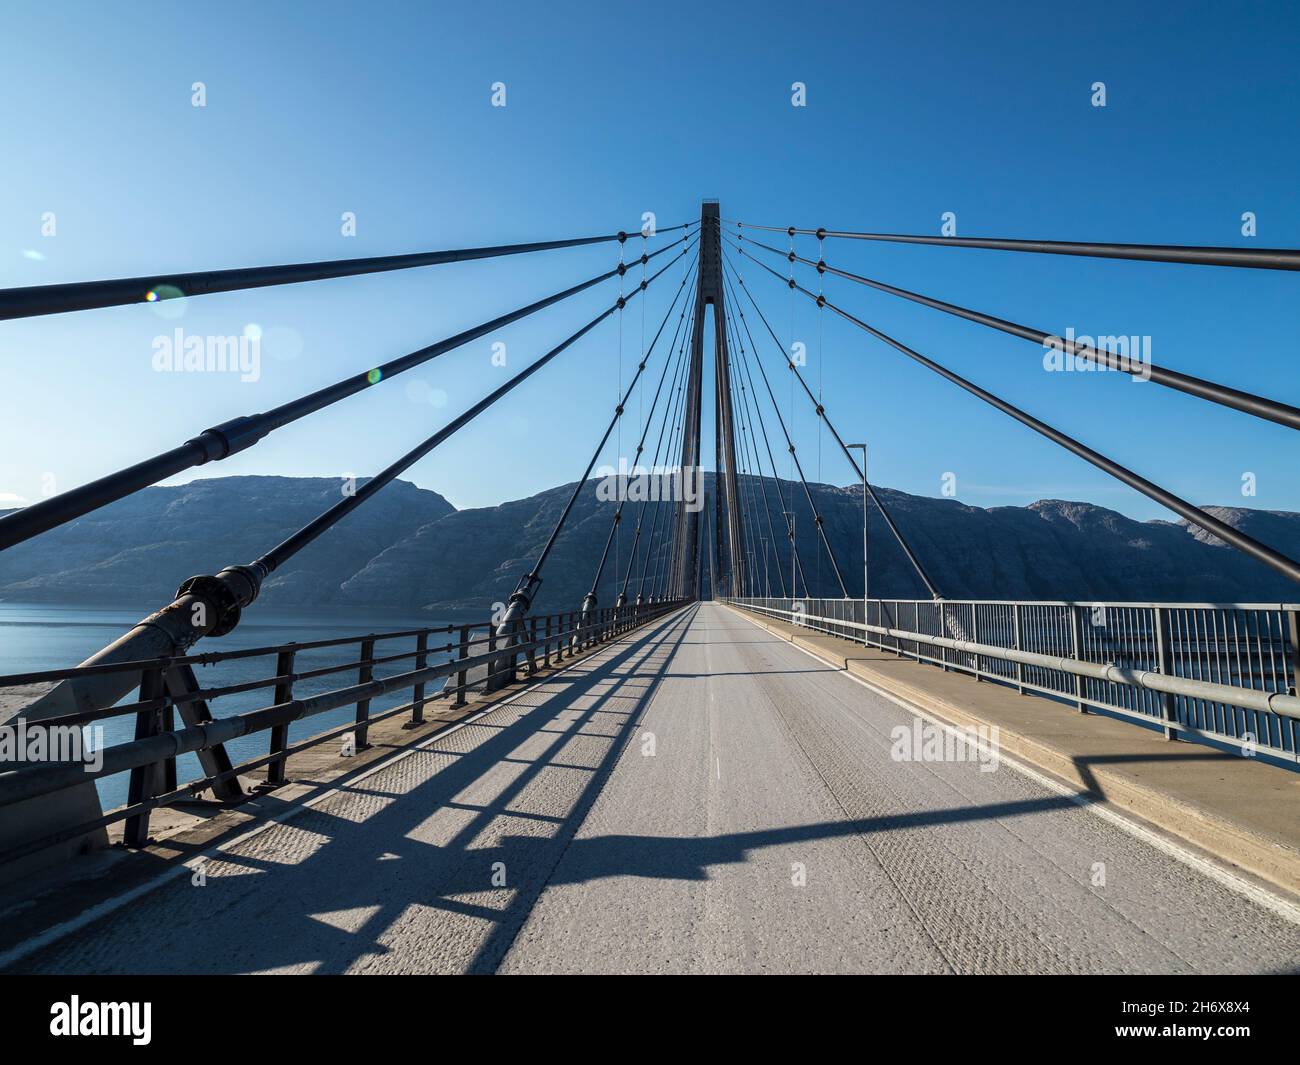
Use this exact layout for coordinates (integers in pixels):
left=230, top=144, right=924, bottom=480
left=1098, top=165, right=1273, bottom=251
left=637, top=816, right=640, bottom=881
left=672, top=200, right=747, bottom=599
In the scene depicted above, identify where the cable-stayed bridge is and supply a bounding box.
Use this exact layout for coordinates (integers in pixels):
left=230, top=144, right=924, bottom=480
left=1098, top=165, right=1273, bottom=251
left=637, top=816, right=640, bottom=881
left=0, top=201, right=1298, bottom=975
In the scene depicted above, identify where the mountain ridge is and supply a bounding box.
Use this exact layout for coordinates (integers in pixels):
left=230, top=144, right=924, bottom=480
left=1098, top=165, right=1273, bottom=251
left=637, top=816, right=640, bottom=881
left=1, top=474, right=1297, bottom=611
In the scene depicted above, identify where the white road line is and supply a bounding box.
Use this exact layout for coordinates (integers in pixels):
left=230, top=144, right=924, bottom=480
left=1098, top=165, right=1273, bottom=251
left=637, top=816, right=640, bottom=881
left=730, top=607, right=1300, bottom=927
left=0, top=620, right=664, bottom=972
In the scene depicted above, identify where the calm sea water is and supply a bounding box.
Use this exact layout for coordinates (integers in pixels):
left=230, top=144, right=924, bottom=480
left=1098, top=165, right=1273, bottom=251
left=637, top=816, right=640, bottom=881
left=0, top=601, right=462, bottom=810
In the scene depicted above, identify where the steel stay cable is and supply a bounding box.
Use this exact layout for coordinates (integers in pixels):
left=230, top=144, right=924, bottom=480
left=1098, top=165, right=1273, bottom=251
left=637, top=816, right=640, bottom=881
left=0, top=231, right=693, bottom=552
left=723, top=243, right=941, bottom=597
left=635, top=298, right=697, bottom=601
left=513, top=240, right=702, bottom=601
left=723, top=300, right=789, bottom=597
left=725, top=219, right=1300, bottom=271
left=724, top=265, right=815, bottom=596
left=722, top=306, right=766, bottom=593
left=0, top=222, right=697, bottom=321
left=648, top=307, right=698, bottom=600
left=256, top=239, right=697, bottom=576
left=586, top=261, right=699, bottom=599
left=616, top=283, right=697, bottom=601
left=742, top=246, right=1300, bottom=587
left=723, top=273, right=813, bottom=598
left=718, top=258, right=848, bottom=597
left=726, top=277, right=807, bottom=596
left=616, top=313, right=691, bottom=600
left=618, top=319, right=690, bottom=602
left=644, top=300, right=697, bottom=599
left=739, top=232, right=1300, bottom=431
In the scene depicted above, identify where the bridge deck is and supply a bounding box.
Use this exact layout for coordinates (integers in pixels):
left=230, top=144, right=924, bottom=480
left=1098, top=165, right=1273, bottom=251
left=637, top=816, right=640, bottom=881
left=6, top=603, right=1299, bottom=974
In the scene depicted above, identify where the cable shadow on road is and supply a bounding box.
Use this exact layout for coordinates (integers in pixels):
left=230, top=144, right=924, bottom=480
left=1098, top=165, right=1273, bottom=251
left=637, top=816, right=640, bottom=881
left=433, top=793, right=1086, bottom=891
left=300, top=602, right=700, bottom=975
left=8, top=605, right=699, bottom=975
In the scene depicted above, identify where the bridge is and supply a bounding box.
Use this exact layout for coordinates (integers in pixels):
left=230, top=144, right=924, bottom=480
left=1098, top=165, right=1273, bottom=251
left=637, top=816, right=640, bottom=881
left=0, top=202, right=1298, bottom=975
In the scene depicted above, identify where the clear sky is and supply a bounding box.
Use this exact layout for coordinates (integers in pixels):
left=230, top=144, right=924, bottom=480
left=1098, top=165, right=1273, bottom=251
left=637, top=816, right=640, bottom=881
left=1, top=0, right=1296, bottom=524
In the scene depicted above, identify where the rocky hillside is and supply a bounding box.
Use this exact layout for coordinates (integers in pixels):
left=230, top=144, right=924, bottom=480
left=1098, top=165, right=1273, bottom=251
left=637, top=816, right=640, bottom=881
left=1, top=473, right=1297, bottom=612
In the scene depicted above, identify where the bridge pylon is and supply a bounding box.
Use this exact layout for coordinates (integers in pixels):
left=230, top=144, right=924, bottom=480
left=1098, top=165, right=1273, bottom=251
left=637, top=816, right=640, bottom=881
left=672, top=200, right=747, bottom=599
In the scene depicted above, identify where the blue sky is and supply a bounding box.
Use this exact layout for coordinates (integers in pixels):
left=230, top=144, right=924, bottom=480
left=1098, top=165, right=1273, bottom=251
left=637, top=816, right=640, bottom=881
left=1, top=0, right=1296, bottom=524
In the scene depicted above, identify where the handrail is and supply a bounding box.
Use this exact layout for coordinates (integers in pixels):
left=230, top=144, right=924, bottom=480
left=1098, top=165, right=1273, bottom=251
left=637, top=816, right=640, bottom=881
left=0, top=599, right=689, bottom=852
left=724, top=599, right=1300, bottom=722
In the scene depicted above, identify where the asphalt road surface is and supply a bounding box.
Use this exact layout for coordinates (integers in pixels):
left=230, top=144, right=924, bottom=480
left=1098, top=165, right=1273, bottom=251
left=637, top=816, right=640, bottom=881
left=10, top=603, right=1300, bottom=974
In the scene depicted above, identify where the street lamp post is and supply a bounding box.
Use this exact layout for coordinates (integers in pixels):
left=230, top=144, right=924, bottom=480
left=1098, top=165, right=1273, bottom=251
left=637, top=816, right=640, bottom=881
left=761, top=536, right=769, bottom=598
left=783, top=509, right=796, bottom=604
left=847, top=444, right=868, bottom=628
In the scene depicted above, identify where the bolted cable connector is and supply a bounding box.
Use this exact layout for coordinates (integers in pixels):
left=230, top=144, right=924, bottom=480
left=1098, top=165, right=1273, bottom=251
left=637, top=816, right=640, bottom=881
left=787, top=279, right=796, bottom=289
left=816, top=260, right=827, bottom=273
left=815, top=227, right=826, bottom=240
left=618, top=231, right=627, bottom=243
left=787, top=226, right=796, bottom=237
left=816, top=294, right=826, bottom=308
left=616, top=296, right=626, bottom=309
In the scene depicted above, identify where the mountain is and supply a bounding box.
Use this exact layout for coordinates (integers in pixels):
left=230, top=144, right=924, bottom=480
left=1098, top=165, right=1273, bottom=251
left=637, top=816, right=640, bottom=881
left=1, top=474, right=1297, bottom=612
left=0, top=476, right=454, bottom=607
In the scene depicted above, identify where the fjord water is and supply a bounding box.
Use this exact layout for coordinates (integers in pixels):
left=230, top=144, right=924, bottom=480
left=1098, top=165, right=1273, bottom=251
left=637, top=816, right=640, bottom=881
left=0, top=601, right=458, bottom=810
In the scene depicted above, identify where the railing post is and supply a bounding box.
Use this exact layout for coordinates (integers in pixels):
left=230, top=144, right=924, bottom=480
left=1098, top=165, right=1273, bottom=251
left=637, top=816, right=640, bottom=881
left=971, top=604, right=981, bottom=682
left=267, top=647, right=296, bottom=784
left=1288, top=609, right=1300, bottom=698
left=1069, top=607, right=1086, bottom=713
left=354, top=637, right=375, bottom=751
left=123, top=665, right=166, bottom=848
left=939, top=602, right=949, bottom=672
left=161, top=700, right=177, bottom=793
left=453, top=624, right=470, bottom=707
left=1154, top=606, right=1179, bottom=741
left=543, top=614, right=552, bottom=668
left=409, top=631, right=429, bottom=727
left=1013, top=604, right=1024, bottom=694
left=487, top=622, right=500, bottom=684
left=527, top=617, right=538, bottom=676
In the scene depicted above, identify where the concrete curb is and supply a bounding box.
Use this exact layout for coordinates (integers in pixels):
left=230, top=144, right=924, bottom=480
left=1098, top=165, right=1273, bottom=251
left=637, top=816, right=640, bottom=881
left=726, top=604, right=1300, bottom=900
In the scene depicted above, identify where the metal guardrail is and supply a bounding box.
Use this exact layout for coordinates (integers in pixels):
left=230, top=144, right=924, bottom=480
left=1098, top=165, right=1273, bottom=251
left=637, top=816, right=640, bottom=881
left=723, top=597, right=1300, bottom=762
left=0, top=598, right=686, bottom=863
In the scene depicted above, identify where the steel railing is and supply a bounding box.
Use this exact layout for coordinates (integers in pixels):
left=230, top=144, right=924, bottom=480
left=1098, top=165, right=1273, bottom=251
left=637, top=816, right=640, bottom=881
left=0, top=598, right=687, bottom=863
left=722, top=597, right=1300, bottom=762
